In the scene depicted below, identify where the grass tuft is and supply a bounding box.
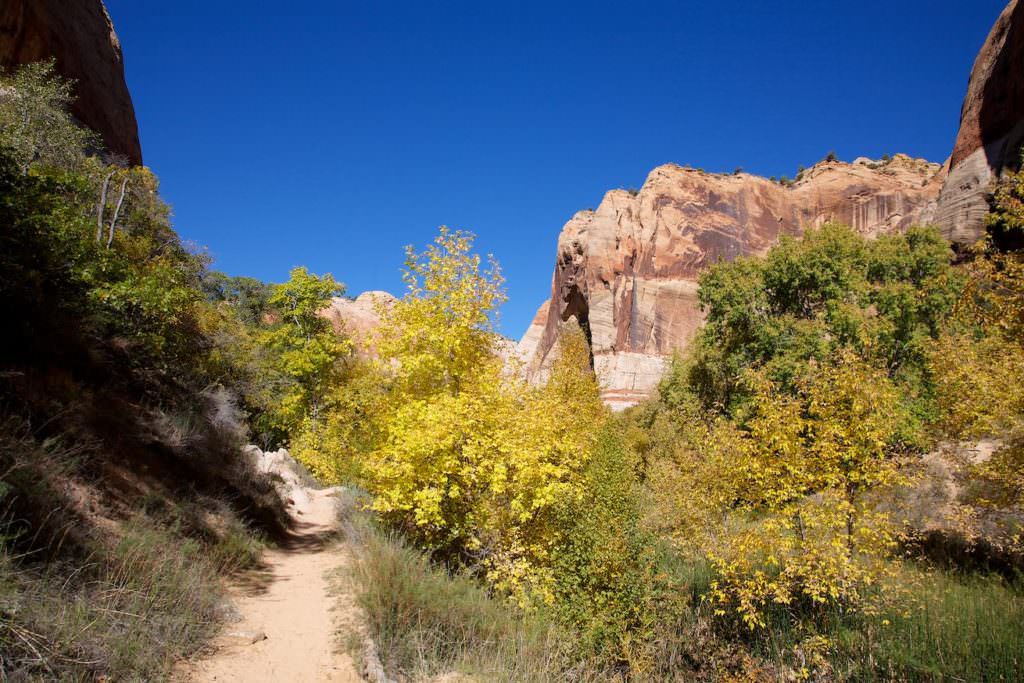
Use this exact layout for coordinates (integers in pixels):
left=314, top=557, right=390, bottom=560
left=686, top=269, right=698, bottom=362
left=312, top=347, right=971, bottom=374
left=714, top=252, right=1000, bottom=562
left=0, top=520, right=225, bottom=680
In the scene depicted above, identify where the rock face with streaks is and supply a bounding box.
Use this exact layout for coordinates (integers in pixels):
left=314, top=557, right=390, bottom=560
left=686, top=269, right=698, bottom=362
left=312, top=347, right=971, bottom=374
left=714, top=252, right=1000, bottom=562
left=935, top=0, right=1024, bottom=245
left=0, top=0, right=142, bottom=164
left=520, top=155, right=945, bottom=409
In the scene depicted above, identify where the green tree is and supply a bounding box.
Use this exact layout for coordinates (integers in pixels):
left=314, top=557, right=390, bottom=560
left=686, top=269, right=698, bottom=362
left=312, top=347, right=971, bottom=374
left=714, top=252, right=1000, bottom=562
left=687, top=223, right=959, bottom=428
left=0, top=63, right=216, bottom=375
left=258, top=267, right=348, bottom=440
left=0, top=147, right=92, bottom=360
left=0, top=61, right=97, bottom=172
left=549, top=426, right=668, bottom=668
left=201, top=272, right=272, bottom=325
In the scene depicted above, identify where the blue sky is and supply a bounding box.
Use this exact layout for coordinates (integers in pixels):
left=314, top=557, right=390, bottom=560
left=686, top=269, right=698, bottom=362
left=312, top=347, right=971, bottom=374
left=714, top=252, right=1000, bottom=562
left=105, top=1, right=1005, bottom=338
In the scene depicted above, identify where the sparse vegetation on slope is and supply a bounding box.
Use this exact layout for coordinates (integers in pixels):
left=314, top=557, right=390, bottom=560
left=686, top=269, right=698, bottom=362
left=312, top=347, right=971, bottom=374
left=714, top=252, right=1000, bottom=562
left=0, top=62, right=294, bottom=680
left=0, top=412, right=274, bottom=680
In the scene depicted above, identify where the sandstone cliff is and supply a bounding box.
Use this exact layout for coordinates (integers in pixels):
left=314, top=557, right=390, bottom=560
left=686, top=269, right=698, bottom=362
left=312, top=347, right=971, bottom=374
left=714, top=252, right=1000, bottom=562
left=0, top=0, right=142, bottom=164
left=522, top=1, right=1024, bottom=408
left=321, top=291, right=396, bottom=355
left=520, top=156, right=945, bottom=408
left=935, top=0, right=1024, bottom=244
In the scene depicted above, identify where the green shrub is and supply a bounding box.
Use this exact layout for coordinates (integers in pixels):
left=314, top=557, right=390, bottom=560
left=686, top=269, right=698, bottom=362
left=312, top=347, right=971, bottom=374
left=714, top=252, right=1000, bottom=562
left=549, top=428, right=677, bottom=667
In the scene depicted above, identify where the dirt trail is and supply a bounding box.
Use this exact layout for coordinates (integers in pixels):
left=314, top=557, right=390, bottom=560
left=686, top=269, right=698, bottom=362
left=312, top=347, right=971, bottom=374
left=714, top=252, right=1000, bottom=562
left=180, top=488, right=362, bottom=682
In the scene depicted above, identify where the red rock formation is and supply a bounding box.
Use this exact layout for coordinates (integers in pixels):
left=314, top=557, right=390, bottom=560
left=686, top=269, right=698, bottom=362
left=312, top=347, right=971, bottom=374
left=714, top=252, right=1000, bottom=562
left=0, top=0, right=142, bottom=164
left=518, top=299, right=550, bottom=365
left=935, top=0, right=1024, bottom=244
left=520, top=156, right=945, bottom=409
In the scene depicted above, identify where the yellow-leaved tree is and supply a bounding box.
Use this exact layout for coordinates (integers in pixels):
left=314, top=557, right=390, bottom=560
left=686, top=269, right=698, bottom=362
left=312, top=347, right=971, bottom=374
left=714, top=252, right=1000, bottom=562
left=929, top=231, right=1024, bottom=554
left=364, top=228, right=606, bottom=605
left=481, top=323, right=607, bottom=604
left=705, top=353, right=907, bottom=628
left=289, top=357, right=386, bottom=484
left=365, top=227, right=507, bottom=555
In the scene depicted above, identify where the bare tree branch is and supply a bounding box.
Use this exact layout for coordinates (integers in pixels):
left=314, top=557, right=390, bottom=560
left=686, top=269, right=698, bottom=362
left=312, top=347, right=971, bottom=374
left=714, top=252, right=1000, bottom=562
left=106, top=177, right=128, bottom=249
left=96, top=170, right=114, bottom=243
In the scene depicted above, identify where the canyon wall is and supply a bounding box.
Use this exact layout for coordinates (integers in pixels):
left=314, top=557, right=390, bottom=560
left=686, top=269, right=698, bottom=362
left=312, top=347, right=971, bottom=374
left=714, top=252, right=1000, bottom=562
left=0, top=0, right=142, bottom=164
left=520, top=156, right=945, bottom=409
left=935, top=0, right=1024, bottom=244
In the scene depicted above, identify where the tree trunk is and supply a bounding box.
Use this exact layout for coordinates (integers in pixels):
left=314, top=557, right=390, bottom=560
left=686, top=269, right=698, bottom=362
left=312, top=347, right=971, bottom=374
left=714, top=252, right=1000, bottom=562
left=96, top=171, right=114, bottom=242
left=106, top=178, right=128, bottom=248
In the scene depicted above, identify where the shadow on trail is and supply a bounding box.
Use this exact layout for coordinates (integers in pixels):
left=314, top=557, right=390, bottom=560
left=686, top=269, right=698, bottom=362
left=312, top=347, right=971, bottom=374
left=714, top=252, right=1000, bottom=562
left=227, top=498, right=342, bottom=597
left=281, top=517, right=341, bottom=552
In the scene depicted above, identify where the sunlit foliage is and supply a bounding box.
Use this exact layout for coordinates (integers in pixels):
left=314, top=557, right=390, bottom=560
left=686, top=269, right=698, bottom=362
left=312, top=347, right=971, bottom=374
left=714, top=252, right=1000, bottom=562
left=688, top=223, right=960, bottom=432
left=0, top=60, right=97, bottom=172
left=706, top=354, right=908, bottom=628
left=361, top=229, right=607, bottom=607
left=930, top=222, right=1024, bottom=553
left=987, top=162, right=1024, bottom=240
left=257, top=267, right=349, bottom=441
left=0, top=64, right=212, bottom=378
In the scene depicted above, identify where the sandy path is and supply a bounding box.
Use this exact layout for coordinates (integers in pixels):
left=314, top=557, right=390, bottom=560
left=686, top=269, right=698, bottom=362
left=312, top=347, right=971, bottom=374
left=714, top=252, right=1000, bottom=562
left=180, top=488, right=362, bottom=682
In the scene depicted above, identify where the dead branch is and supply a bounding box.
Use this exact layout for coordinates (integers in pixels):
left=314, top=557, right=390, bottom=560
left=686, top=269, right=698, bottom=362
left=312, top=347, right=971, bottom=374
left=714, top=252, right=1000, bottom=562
left=95, top=170, right=114, bottom=243
left=106, top=177, right=128, bottom=249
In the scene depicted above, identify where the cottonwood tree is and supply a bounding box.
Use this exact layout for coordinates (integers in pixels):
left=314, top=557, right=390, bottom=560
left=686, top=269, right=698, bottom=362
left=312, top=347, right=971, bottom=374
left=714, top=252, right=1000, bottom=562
left=258, top=267, right=348, bottom=440
left=365, top=229, right=608, bottom=606
left=705, top=353, right=908, bottom=628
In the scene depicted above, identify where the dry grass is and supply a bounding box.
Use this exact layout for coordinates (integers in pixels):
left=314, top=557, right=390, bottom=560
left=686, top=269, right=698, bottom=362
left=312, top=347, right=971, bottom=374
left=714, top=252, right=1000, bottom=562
left=337, top=490, right=613, bottom=683
left=0, top=413, right=277, bottom=680
left=0, top=521, right=226, bottom=680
